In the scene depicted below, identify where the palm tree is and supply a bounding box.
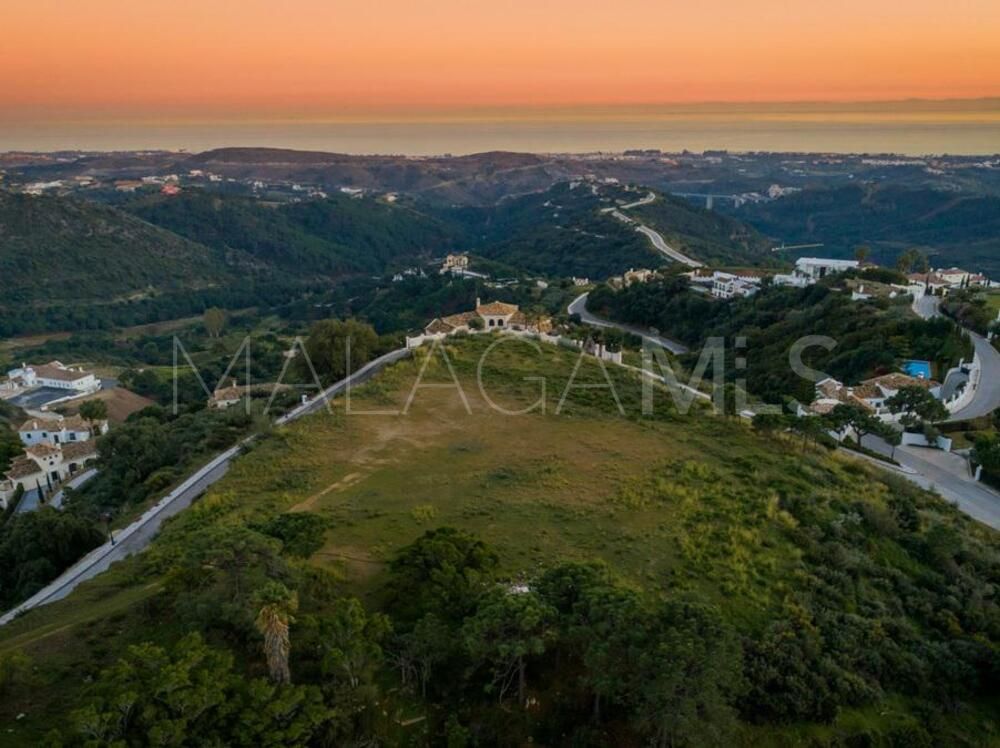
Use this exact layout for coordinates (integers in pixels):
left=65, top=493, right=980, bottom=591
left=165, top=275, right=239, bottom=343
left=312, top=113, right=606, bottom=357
left=254, top=582, right=298, bottom=684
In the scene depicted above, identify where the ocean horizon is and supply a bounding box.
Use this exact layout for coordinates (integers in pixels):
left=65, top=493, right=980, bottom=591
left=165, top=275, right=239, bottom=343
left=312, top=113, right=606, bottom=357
left=2, top=101, right=999, bottom=156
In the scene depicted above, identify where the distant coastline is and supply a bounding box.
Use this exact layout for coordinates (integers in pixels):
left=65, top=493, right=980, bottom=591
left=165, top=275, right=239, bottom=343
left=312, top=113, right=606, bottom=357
left=2, top=99, right=999, bottom=156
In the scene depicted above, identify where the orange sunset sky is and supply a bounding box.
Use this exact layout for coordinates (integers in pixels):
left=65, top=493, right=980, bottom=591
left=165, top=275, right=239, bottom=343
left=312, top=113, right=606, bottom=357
left=3, top=0, right=1000, bottom=119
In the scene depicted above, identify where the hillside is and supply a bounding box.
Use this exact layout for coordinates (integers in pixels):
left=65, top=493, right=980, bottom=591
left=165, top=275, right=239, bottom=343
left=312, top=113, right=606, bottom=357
left=1, top=336, right=998, bottom=746
left=0, top=191, right=232, bottom=305
left=126, top=191, right=459, bottom=275
left=589, top=276, right=971, bottom=404
left=736, top=184, right=1000, bottom=275
left=629, top=192, right=775, bottom=266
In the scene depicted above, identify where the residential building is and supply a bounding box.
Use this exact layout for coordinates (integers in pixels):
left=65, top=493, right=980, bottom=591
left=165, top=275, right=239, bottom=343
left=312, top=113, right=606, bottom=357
left=1, top=439, right=98, bottom=506
left=18, top=415, right=108, bottom=447
left=6, top=361, right=100, bottom=393
left=710, top=271, right=762, bottom=299
left=807, top=372, right=941, bottom=419
left=423, top=299, right=552, bottom=336
left=794, top=257, right=859, bottom=281
left=440, top=253, right=470, bottom=273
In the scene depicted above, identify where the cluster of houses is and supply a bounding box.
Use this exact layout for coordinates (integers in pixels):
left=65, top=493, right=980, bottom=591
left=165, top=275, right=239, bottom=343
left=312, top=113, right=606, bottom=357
left=805, top=372, right=941, bottom=420
left=0, top=414, right=108, bottom=509
left=907, top=267, right=992, bottom=293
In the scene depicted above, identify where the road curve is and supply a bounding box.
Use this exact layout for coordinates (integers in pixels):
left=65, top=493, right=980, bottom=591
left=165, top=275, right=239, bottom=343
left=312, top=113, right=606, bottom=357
left=568, top=293, right=688, bottom=354
left=0, top=347, right=412, bottom=626
left=947, top=331, right=1000, bottom=422
left=912, top=293, right=1000, bottom=422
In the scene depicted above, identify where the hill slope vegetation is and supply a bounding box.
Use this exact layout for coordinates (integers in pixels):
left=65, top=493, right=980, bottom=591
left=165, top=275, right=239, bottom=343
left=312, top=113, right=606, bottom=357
left=1, top=337, right=997, bottom=746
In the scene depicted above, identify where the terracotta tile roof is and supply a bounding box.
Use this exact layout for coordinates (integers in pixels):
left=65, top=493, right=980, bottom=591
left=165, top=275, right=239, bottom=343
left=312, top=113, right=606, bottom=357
left=424, top=318, right=455, bottom=335
left=19, top=415, right=92, bottom=433
left=5, top=456, right=43, bottom=480
left=61, top=439, right=97, bottom=461
left=476, top=301, right=519, bottom=316
left=33, top=362, right=93, bottom=382
left=442, top=311, right=477, bottom=327
left=862, top=373, right=939, bottom=391
left=850, top=383, right=883, bottom=400
left=25, top=443, right=61, bottom=459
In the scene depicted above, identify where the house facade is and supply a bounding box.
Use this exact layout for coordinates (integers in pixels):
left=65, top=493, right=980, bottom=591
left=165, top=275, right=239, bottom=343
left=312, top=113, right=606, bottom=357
left=423, top=299, right=552, bottom=336
left=6, top=361, right=99, bottom=393
left=807, top=372, right=941, bottom=419
left=0, top=440, right=98, bottom=507
left=793, top=257, right=859, bottom=281
left=19, top=415, right=108, bottom=447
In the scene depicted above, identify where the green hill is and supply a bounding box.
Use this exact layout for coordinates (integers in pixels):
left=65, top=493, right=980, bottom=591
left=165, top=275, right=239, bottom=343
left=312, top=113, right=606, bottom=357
left=629, top=191, right=776, bottom=266
left=0, top=191, right=232, bottom=305
left=1, top=336, right=997, bottom=746
left=127, top=191, right=460, bottom=275
left=737, top=184, right=1000, bottom=276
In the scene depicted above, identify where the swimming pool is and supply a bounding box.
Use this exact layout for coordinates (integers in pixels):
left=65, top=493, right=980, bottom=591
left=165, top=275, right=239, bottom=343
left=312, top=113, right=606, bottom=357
left=902, top=360, right=932, bottom=379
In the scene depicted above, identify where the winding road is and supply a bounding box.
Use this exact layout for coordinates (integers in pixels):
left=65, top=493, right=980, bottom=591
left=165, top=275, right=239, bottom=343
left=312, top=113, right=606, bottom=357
left=912, top=294, right=1000, bottom=422
left=568, top=293, right=688, bottom=354
left=0, top=347, right=411, bottom=626
left=603, top=193, right=704, bottom=268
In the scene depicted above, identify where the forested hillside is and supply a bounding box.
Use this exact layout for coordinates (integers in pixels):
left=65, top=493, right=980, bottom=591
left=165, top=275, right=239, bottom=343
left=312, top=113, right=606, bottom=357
left=737, top=184, right=1000, bottom=275
left=0, top=191, right=232, bottom=304
left=127, top=191, right=459, bottom=275
left=630, top=192, right=775, bottom=266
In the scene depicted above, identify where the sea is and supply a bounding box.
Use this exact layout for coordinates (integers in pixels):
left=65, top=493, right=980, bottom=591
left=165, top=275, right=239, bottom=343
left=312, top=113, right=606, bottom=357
left=2, top=102, right=999, bottom=156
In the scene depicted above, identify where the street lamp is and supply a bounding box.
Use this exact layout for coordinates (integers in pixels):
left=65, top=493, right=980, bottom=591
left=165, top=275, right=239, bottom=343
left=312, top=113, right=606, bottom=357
left=100, top=512, right=116, bottom=546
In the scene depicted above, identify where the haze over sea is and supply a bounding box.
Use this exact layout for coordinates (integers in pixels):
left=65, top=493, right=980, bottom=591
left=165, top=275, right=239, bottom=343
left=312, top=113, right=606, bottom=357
left=3, top=101, right=999, bottom=156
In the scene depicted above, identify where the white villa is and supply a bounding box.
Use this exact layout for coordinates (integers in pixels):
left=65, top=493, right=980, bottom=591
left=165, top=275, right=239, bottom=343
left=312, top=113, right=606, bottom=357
left=6, top=361, right=100, bottom=393
left=793, top=257, right=859, bottom=281
left=0, top=440, right=98, bottom=508
left=18, top=414, right=108, bottom=447
left=711, top=271, right=762, bottom=300
left=807, top=373, right=941, bottom=419
left=423, top=299, right=552, bottom=336
left=440, top=253, right=470, bottom=273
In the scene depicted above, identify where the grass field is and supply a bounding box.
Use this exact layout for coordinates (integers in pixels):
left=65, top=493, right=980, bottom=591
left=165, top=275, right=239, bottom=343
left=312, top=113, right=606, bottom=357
left=987, top=290, right=1000, bottom=315
left=1, top=334, right=996, bottom=745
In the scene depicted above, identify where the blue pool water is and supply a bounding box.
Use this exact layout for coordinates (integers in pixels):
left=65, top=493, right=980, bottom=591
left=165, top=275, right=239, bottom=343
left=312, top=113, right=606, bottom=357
left=902, top=360, right=932, bottom=379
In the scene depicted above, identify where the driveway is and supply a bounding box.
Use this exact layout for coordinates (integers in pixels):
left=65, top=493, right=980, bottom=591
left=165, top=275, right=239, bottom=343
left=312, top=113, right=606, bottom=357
left=862, top=434, right=1000, bottom=530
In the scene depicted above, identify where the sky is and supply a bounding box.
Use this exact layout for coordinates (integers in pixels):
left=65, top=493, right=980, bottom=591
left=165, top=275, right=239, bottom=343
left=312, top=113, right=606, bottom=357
left=3, top=0, right=1000, bottom=122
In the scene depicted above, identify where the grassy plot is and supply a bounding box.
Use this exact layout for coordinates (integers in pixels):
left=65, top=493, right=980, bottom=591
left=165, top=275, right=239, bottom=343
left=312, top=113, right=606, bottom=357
left=1, top=333, right=997, bottom=745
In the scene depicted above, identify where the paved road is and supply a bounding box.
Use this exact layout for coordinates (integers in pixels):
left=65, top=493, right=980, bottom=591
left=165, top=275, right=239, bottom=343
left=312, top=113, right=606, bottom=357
left=913, top=294, right=941, bottom=320
left=912, top=293, right=1000, bottom=422
left=618, top=191, right=657, bottom=210
left=604, top=201, right=703, bottom=268
left=861, top=434, right=1000, bottom=529
left=568, top=293, right=688, bottom=354
left=948, top=331, right=1000, bottom=422
left=0, top=347, right=411, bottom=626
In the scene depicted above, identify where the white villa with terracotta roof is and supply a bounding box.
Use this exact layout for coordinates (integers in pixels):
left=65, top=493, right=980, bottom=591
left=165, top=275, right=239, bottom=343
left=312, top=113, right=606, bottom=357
left=0, top=414, right=107, bottom=508
left=807, top=372, right=942, bottom=419
left=0, top=440, right=99, bottom=508
left=5, top=361, right=99, bottom=393
left=423, top=299, right=552, bottom=336
left=19, top=414, right=108, bottom=447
